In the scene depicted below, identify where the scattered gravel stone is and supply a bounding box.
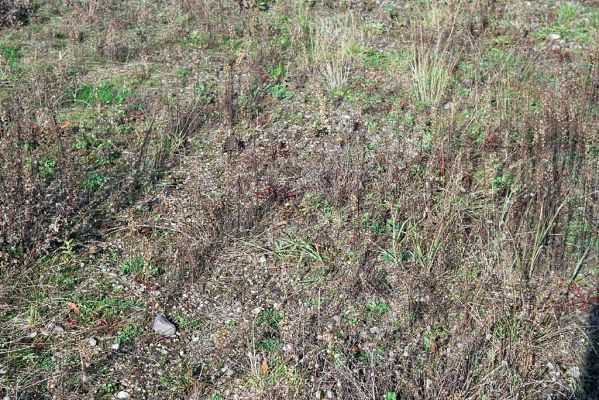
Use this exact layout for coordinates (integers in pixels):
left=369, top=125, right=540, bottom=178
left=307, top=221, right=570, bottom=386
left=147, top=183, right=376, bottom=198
left=153, top=313, right=177, bottom=337
left=111, top=343, right=120, bottom=350
left=116, top=391, right=130, bottom=399
left=443, top=102, right=453, bottom=110
left=569, top=366, right=581, bottom=379
left=547, top=33, right=561, bottom=41
left=89, top=337, right=98, bottom=347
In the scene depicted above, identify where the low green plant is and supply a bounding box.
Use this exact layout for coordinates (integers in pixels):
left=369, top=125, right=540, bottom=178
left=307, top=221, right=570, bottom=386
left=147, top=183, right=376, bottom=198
left=257, top=338, right=282, bottom=352
left=195, top=83, right=214, bottom=104
left=120, top=256, right=144, bottom=275
left=363, top=48, right=388, bottom=68
left=385, top=391, right=398, bottom=400
left=82, top=172, right=107, bottom=192
left=37, top=356, right=53, bottom=370
left=118, top=325, right=143, bottom=344
left=178, top=30, right=209, bottom=49
left=119, top=256, right=159, bottom=276
left=366, top=300, right=391, bottom=316
left=422, top=323, right=446, bottom=352
left=267, top=63, right=287, bottom=81
left=175, top=315, right=202, bottom=330
left=257, top=0, right=274, bottom=11
left=101, top=381, right=118, bottom=394
left=1, top=44, right=22, bottom=68
left=38, top=157, right=57, bottom=180
left=266, top=83, right=294, bottom=100
left=257, top=307, right=282, bottom=329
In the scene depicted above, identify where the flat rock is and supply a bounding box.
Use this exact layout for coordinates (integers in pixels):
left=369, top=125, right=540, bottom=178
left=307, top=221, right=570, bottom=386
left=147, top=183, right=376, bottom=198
left=153, top=313, right=176, bottom=337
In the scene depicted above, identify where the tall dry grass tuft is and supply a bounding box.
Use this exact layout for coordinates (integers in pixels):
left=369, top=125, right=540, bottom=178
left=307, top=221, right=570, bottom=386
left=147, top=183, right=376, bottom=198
left=312, top=11, right=362, bottom=93
left=409, top=4, right=461, bottom=107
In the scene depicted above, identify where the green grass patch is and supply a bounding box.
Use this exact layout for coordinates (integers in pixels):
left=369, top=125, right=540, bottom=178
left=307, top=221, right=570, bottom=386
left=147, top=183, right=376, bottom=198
left=1, top=44, right=22, bottom=68
left=536, top=4, right=599, bottom=42
left=71, top=81, right=131, bottom=106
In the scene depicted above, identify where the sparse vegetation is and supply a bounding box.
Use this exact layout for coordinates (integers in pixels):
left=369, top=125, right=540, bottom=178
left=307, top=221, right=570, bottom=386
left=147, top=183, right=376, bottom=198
left=0, top=0, right=598, bottom=399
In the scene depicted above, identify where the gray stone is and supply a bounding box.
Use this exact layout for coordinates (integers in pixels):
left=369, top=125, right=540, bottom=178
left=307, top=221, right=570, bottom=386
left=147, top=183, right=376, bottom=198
left=89, top=337, right=98, bottom=347
left=116, top=391, right=129, bottom=399
left=153, top=314, right=176, bottom=337
left=547, top=33, right=561, bottom=41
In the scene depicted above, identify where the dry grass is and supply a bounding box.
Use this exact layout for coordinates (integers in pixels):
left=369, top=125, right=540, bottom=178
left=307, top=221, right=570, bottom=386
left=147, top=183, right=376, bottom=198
left=0, top=0, right=598, bottom=399
left=312, top=11, right=362, bottom=93
left=408, top=4, right=462, bottom=108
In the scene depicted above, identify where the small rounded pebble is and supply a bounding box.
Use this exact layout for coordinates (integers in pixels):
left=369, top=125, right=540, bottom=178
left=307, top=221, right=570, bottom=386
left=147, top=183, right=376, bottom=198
left=116, top=391, right=129, bottom=399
